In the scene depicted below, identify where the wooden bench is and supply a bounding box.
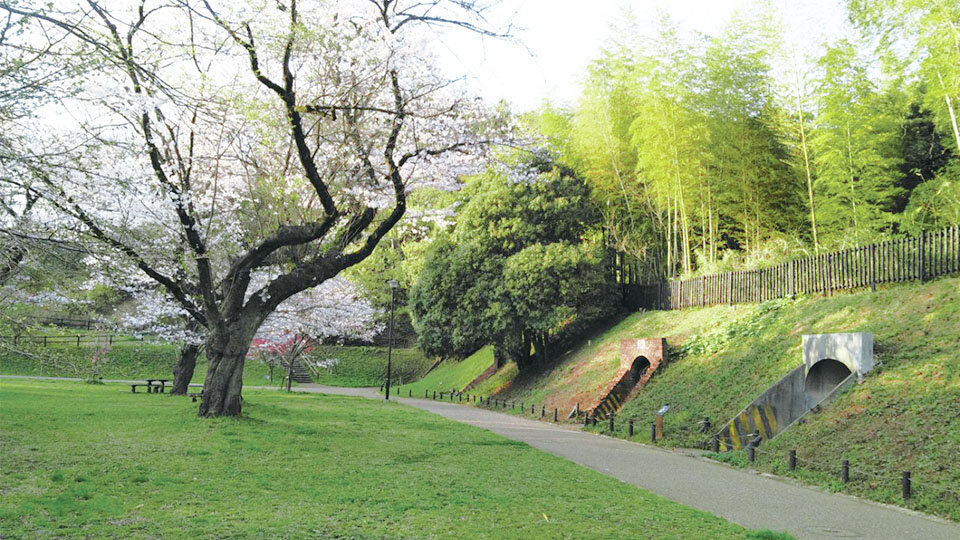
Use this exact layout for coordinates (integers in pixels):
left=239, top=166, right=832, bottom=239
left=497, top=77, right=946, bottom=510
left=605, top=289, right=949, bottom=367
left=130, top=379, right=170, bottom=393
left=147, top=379, right=169, bottom=393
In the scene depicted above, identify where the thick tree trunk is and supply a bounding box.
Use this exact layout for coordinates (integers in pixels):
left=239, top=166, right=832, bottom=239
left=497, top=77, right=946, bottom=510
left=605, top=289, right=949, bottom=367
left=534, top=332, right=548, bottom=368
left=493, top=347, right=506, bottom=369
left=198, top=323, right=258, bottom=417
left=499, top=327, right=534, bottom=373
left=170, top=343, right=200, bottom=395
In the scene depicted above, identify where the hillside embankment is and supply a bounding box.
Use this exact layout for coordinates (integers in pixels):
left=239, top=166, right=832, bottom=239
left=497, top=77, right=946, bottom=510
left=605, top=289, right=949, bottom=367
left=422, top=276, right=960, bottom=520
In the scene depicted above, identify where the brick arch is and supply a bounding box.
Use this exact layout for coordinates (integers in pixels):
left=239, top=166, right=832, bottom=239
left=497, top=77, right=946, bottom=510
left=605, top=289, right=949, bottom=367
left=590, top=338, right=667, bottom=418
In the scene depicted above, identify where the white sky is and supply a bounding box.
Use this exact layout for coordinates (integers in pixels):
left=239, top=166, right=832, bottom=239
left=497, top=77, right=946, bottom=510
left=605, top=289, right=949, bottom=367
left=435, top=0, right=852, bottom=112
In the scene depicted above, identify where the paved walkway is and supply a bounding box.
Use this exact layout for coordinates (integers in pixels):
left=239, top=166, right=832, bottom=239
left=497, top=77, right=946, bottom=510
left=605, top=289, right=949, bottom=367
left=297, top=384, right=960, bottom=540
left=5, top=376, right=957, bottom=539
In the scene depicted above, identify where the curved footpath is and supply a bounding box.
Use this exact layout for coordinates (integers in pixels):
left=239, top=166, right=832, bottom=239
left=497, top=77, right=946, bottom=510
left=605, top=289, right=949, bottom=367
left=4, top=376, right=957, bottom=539
left=296, top=384, right=959, bottom=540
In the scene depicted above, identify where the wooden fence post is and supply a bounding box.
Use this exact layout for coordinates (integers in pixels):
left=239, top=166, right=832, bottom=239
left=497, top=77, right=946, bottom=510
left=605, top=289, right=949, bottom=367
left=870, top=243, right=877, bottom=292
left=756, top=269, right=762, bottom=302
left=728, top=272, right=734, bottom=306
left=919, top=231, right=926, bottom=283
left=827, top=254, right=833, bottom=296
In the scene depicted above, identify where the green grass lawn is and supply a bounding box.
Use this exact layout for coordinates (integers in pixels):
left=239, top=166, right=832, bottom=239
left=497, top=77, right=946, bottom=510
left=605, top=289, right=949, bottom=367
left=0, top=339, right=432, bottom=389
left=0, top=340, right=275, bottom=386
left=0, top=380, right=789, bottom=539
left=308, top=345, right=433, bottom=387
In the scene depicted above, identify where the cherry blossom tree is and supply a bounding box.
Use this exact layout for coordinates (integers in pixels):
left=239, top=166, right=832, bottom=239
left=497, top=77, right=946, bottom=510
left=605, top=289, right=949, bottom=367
left=249, top=278, right=381, bottom=389
left=2, top=0, right=511, bottom=416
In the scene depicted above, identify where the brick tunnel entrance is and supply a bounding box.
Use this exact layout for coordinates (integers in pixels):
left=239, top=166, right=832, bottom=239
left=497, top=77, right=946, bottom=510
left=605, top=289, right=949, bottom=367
left=591, top=339, right=666, bottom=419
left=805, top=358, right=852, bottom=405
left=628, top=356, right=651, bottom=386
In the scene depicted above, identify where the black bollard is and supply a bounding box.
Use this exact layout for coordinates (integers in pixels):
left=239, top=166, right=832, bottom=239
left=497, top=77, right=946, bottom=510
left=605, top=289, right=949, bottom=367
left=584, top=413, right=590, bottom=426
left=788, top=450, right=796, bottom=471
left=628, top=419, right=634, bottom=437
left=425, top=389, right=429, bottom=399
left=842, top=460, right=849, bottom=484
left=902, top=471, right=911, bottom=500
left=554, top=408, right=558, bottom=422
left=650, top=422, right=657, bottom=443
left=711, top=434, right=719, bottom=453
left=408, top=389, right=412, bottom=397
left=609, top=414, right=615, bottom=433
left=432, top=390, right=436, bottom=400
left=541, top=406, right=545, bottom=418
left=458, top=393, right=462, bottom=402
left=531, top=404, right=535, bottom=414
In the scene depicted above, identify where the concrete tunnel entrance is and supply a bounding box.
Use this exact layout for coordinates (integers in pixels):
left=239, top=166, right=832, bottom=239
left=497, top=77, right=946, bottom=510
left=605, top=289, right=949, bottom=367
left=804, top=359, right=852, bottom=404
left=716, top=333, right=874, bottom=449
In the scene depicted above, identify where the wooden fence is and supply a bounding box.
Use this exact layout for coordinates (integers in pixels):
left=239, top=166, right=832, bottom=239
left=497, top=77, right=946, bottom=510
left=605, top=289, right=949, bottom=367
left=0, top=334, right=147, bottom=347
left=623, top=225, right=960, bottom=311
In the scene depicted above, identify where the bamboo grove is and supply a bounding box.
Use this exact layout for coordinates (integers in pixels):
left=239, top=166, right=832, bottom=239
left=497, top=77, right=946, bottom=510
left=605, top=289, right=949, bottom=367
left=531, top=1, right=960, bottom=280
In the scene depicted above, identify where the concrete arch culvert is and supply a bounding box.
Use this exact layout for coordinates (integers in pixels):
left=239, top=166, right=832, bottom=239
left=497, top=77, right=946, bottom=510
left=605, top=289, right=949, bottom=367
left=716, top=332, right=873, bottom=450
left=804, top=358, right=852, bottom=405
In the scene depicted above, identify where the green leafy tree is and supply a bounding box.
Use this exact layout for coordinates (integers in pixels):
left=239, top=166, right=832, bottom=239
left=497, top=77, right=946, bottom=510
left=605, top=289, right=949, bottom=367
left=410, top=155, right=616, bottom=372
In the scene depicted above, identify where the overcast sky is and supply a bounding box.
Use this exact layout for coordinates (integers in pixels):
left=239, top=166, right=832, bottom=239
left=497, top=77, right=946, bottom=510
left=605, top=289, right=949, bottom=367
left=434, top=0, right=852, bottom=112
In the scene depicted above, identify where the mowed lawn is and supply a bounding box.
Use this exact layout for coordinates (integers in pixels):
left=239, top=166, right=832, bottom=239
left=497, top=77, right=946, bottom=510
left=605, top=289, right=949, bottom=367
left=0, top=381, right=779, bottom=539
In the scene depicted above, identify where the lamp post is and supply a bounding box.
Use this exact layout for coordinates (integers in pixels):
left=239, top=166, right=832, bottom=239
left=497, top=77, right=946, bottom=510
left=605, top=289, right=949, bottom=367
left=385, top=279, right=399, bottom=400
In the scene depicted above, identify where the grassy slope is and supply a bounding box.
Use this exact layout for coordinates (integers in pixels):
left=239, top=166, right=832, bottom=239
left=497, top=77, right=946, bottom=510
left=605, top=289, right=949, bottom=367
left=470, top=305, right=753, bottom=413
left=0, top=380, right=787, bottom=539
left=479, top=277, right=960, bottom=520
left=401, top=346, right=495, bottom=396
left=308, top=345, right=432, bottom=387
left=0, top=340, right=430, bottom=388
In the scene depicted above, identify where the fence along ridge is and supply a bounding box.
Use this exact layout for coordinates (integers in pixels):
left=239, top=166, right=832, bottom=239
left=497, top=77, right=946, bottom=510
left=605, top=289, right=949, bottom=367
left=621, top=225, right=960, bottom=311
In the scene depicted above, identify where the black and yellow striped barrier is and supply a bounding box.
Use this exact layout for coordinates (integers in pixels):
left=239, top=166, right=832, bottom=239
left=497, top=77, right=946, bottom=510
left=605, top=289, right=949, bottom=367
left=718, top=404, right=778, bottom=450
left=594, top=391, right=623, bottom=419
